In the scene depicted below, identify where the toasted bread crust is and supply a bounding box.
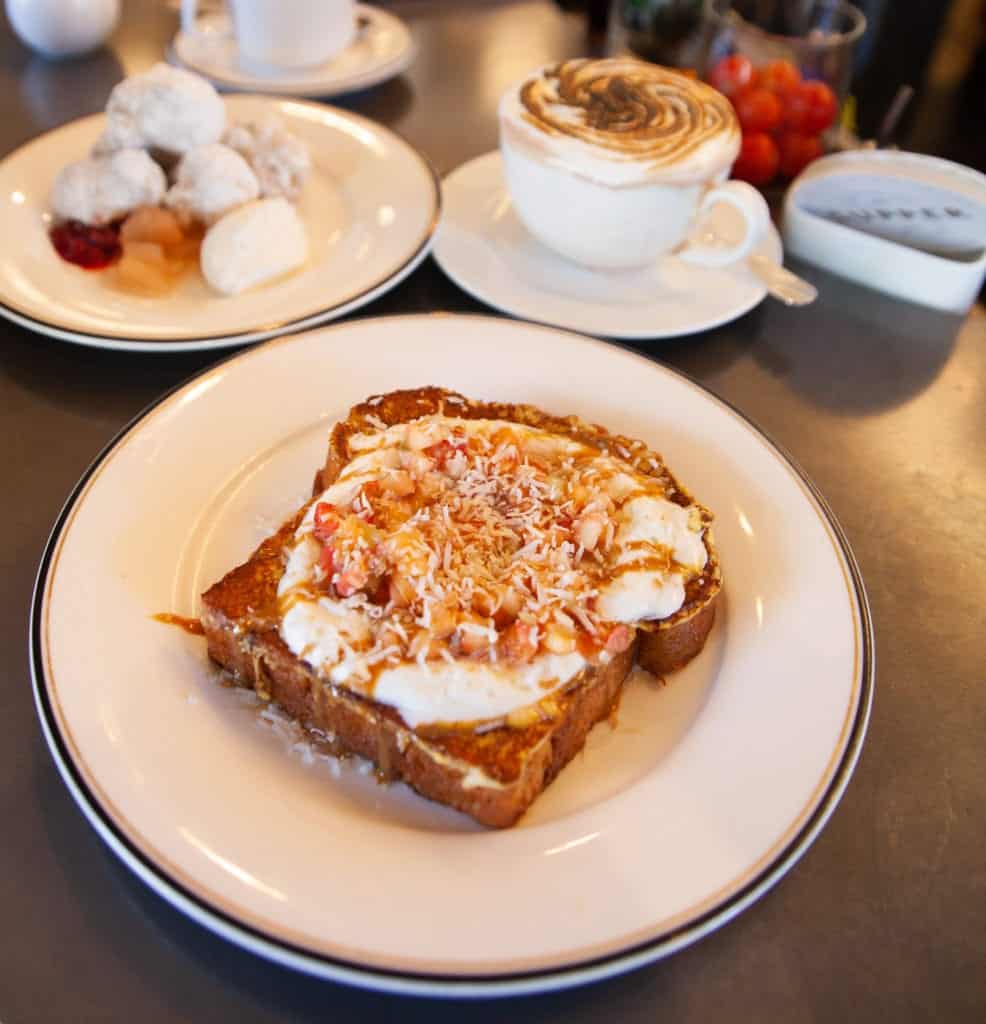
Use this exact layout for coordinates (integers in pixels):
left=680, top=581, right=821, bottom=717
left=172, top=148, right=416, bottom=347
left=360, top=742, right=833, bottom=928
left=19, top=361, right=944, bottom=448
left=638, top=594, right=718, bottom=677
left=201, top=388, right=721, bottom=827
left=201, top=592, right=633, bottom=827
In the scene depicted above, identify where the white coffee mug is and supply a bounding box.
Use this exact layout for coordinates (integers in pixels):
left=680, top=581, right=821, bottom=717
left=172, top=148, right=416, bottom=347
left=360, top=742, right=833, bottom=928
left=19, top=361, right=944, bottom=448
left=181, top=0, right=355, bottom=71
left=500, top=131, right=769, bottom=271
left=498, top=60, right=770, bottom=271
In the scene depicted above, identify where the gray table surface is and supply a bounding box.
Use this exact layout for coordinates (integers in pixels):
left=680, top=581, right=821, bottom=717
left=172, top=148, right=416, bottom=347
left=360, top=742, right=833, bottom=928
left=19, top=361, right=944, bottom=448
left=1, top=2, right=984, bottom=1020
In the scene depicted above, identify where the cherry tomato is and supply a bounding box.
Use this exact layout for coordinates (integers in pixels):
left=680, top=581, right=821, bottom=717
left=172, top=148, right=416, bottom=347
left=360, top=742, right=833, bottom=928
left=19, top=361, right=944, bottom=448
left=777, top=132, right=823, bottom=178
left=731, top=132, right=780, bottom=186
left=784, top=80, right=839, bottom=134
left=758, top=58, right=802, bottom=97
left=732, top=86, right=783, bottom=133
left=708, top=54, right=756, bottom=97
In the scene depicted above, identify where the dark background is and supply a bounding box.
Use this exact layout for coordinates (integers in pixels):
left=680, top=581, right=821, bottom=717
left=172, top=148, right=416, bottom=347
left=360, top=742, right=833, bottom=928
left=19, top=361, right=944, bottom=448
left=558, top=0, right=986, bottom=171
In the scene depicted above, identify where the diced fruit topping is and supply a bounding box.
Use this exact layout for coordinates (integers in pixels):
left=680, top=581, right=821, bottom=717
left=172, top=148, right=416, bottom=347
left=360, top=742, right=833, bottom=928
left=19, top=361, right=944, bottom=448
left=288, top=416, right=709, bottom=691
left=543, top=622, right=577, bottom=654
left=574, top=511, right=605, bottom=551
left=380, top=469, right=415, bottom=497
left=309, top=427, right=638, bottom=666
left=318, top=544, right=336, bottom=576
left=605, top=624, right=634, bottom=654
left=313, top=502, right=341, bottom=541
left=335, top=565, right=369, bottom=598
left=498, top=621, right=539, bottom=664
left=423, top=438, right=467, bottom=465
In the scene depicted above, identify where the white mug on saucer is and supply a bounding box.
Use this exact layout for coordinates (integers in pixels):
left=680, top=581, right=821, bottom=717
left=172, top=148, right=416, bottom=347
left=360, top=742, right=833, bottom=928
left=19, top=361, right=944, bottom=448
left=498, top=58, right=769, bottom=271
left=181, top=0, right=355, bottom=72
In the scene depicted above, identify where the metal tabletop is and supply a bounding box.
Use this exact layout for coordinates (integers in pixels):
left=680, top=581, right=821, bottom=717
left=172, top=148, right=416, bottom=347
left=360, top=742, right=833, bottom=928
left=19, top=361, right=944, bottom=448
left=1, top=2, right=983, bottom=1020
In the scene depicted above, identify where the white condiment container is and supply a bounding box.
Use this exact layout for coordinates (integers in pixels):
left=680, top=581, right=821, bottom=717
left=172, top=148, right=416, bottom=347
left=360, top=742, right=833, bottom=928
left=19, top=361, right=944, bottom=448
left=6, top=0, right=120, bottom=58
left=782, top=149, right=986, bottom=314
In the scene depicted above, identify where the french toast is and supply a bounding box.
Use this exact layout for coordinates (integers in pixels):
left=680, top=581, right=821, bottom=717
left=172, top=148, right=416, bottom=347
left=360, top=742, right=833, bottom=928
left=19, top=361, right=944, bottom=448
left=201, top=388, right=721, bottom=827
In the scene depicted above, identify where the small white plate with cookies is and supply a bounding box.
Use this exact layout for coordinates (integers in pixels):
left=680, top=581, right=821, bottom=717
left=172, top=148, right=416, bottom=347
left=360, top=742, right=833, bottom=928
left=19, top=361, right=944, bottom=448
left=0, top=93, right=438, bottom=352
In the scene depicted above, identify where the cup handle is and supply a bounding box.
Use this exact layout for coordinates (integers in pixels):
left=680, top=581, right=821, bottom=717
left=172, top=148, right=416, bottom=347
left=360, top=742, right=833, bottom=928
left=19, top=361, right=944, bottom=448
left=677, top=180, right=771, bottom=269
left=180, top=0, right=232, bottom=41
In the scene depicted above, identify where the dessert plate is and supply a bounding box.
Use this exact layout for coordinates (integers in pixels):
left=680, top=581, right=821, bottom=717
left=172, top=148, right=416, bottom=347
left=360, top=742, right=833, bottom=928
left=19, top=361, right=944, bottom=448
left=434, top=152, right=782, bottom=340
left=0, top=96, right=438, bottom=352
left=32, top=315, right=872, bottom=997
left=170, top=4, right=415, bottom=98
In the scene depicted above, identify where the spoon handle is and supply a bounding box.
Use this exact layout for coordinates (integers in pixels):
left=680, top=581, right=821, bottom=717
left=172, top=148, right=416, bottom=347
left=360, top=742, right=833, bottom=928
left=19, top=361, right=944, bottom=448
left=749, top=253, right=819, bottom=307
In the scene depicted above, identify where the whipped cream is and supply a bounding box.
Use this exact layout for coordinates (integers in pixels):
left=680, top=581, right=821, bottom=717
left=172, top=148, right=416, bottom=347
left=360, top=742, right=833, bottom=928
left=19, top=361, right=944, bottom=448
left=165, top=143, right=259, bottom=225
left=94, top=63, right=225, bottom=157
left=499, top=58, right=740, bottom=188
left=276, top=414, right=710, bottom=728
left=200, top=197, right=307, bottom=295
left=50, top=149, right=166, bottom=226
left=597, top=496, right=707, bottom=621
left=223, top=116, right=311, bottom=202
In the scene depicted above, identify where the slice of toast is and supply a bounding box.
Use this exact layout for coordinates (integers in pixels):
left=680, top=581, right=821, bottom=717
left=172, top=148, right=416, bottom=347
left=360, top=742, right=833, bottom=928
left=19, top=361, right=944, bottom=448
left=201, top=389, right=721, bottom=827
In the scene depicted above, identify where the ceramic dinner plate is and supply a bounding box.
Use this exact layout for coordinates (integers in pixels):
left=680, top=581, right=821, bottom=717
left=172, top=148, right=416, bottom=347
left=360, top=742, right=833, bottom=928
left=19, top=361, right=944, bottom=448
left=171, top=5, right=416, bottom=98
left=32, top=315, right=872, bottom=997
left=434, top=151, right=783, bottom=339
left=0, top=96, right=438, bottom=352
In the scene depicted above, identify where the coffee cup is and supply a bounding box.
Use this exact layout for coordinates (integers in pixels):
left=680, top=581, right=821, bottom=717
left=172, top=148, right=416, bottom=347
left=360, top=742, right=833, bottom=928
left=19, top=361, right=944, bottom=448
left=498, top=59, right=769, bottom=271
left=181, top=0, right=355, bottom=72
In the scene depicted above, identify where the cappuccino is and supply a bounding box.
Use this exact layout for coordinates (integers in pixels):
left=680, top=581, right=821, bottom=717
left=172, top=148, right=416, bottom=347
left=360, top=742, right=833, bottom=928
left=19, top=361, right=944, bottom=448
left=499, top=59, right=767, bottom=270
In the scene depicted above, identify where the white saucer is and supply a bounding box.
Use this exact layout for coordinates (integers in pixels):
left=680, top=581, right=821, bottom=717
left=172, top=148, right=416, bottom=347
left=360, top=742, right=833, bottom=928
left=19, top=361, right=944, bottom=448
left=434, top=152, right=783, bottom=340
left=171, top=4, right=415, bottom=98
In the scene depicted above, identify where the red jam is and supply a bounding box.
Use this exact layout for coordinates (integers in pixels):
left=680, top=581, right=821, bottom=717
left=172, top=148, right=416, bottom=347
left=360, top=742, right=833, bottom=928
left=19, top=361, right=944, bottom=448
left=49, top=220, right=122, bottom=270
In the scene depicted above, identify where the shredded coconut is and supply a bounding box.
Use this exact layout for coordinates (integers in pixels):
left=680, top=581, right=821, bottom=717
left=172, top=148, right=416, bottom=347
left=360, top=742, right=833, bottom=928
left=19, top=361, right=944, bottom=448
left=277, top=413, right=701, bottom=685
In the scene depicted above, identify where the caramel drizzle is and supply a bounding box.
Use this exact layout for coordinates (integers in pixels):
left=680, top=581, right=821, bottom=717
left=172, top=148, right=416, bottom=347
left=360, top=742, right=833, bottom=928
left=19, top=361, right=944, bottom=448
left=153, top=612, right=204, bottom=636
left=519, top=58, right=737, bottom=168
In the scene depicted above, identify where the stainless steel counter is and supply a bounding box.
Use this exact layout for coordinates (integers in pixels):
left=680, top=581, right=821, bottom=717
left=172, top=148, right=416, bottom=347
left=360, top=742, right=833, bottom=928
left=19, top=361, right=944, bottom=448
left=1, top=2, right=983, bottom=1020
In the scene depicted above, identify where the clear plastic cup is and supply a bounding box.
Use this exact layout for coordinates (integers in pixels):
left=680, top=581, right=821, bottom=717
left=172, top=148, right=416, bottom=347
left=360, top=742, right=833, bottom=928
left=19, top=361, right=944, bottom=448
left=699, top=0, right=866, bottom=104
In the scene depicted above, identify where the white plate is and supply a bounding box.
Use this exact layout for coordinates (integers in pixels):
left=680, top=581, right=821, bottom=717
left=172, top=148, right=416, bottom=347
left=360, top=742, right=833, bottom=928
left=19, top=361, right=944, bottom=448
left=434, top=152, right=782, bottom=340
left=172, top=4, right=415, bottom=98
left=0, top=96, right=438, bottom=352
left=32, top=314, right=872, bottom=997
